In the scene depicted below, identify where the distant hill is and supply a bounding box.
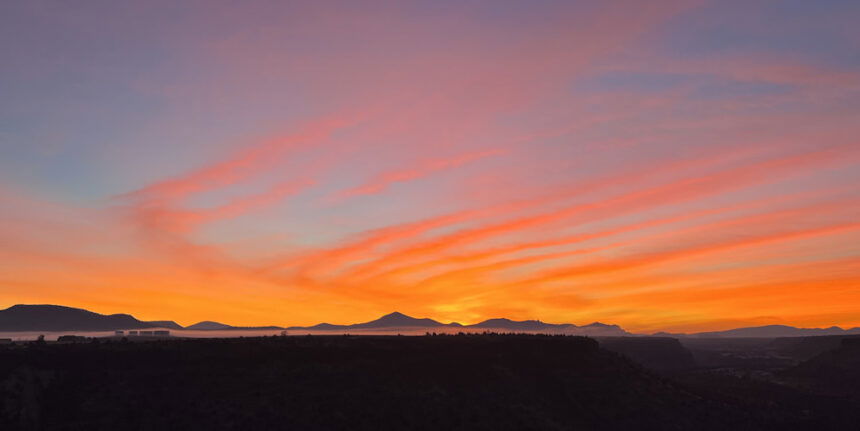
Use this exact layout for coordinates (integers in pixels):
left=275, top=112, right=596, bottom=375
left=351, top=311, right=451, bottom=329
left=185, top=321, right=284, bottom=331
left=298, top=322, right=350, bottom=331
left=570, top=322, right=630, bottom=336
left=288, top=311, right=453, bottom=331
left=689, top=325, right=860, bottom=338
left=469, top=318, right=571, bottom=331
left=186, top=321, right=233, bottom=330
left=0, top=305, right=159, bottom=331
left=144, top=320, right=184, bottom=330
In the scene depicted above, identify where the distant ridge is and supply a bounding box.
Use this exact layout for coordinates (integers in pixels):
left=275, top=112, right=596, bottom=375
left=186, top=320, right=284, bottom=331
left=287, top=311, right=457, bottom=331
left=469, top=318, right=568, bottom=331
left=465, top=318, right=628, bottom=335
left=288, top=312, right=629, bottom=336
left=186, top=321, right=233, bottom=330
left=681, top=325, right=860, bottom=338
left=145, top=320, right=184, bottom=330
left=2, top=304, right=857, bottom=338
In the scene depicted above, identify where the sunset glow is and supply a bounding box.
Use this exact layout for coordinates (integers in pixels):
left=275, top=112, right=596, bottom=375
left=1, top=0, right=859, bottom=332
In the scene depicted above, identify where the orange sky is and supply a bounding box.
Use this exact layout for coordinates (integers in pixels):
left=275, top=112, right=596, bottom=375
left=1, top=1, right=859, bottom=333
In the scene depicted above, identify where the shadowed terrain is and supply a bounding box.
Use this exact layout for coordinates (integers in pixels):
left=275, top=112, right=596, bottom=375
left=1, top=334, right=859, bottom=430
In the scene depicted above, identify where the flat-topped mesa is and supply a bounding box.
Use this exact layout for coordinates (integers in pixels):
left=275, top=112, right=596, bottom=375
left=185, top=321, right=285, bottom=331
left=0, top=304, right=166, bottom=332
left=691, top=325, right=854, bottom=338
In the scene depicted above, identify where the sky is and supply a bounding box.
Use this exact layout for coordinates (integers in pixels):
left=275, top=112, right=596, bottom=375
left=1, top=0, right=859, bottom=333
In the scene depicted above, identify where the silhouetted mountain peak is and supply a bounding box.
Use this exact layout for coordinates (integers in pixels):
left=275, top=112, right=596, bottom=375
left=186, top=321, right=233, bottom=330
left=584, top=322, right=619, bottom=328
left=354, top=312, right=446, bottom=328
left=145, top=320, right=184, bottom=330
left=377, top=311, right=410, bottom=322
left=288, top=312, right=448, bottom=330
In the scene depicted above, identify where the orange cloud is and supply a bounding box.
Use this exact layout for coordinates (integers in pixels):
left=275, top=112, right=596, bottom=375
left=334, top=148, right=508, bottom=200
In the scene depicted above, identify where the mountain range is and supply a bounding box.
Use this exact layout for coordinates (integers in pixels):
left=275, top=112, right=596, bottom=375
left=1, top=304, right=858, bottom=338
left=285, top=312, right=629, bottom=336
left=184, top=320, right=284, bottom=331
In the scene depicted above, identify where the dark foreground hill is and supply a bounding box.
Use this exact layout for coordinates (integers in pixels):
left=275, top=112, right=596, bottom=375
left=597, top=337, right=696, bottom=373
left=0, top=334, right=813, bottom=431
left=781, top=337, right=860, bottom=397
